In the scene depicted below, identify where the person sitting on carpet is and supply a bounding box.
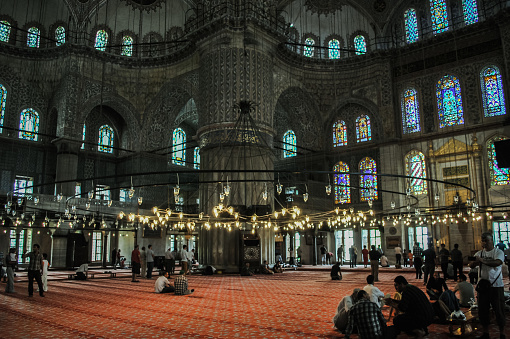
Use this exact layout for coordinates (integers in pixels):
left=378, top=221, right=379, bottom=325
left=426, top=272, right=448, bottom=300
left=154, top=271, right=175, bottom=293
left=345, top=290, right=387, bottom=339
left=380, top=255, right=389, bottom=267
left=240, top=262, right=253, bottom=276
left=75, top=262, right=89, bottom=280
left=273, top=261, right=283, bottom=273
left=453, top=274, right=474, bottom=308
left=175, top=270, right=194, bottom=295
left=330, top=262, right=342, bottom=280
left=363, top=274, right=385, bottom=308
left=333, top=288, right=360, bottom=332
left=260, top=260, right=274, bottom=274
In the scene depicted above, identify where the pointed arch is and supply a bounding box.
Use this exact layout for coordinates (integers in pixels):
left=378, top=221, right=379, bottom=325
left=404, top=8, right=418, bottom=44
left=334, top=162, right=350, bottom=204
left=437, top=75, right=464, bottom=128
left=328, top=39, right=340, bottom=59
left=405, top=151, right=428, bottom=195
left=402, top=88, right=421, bottom=134
left=283, top=130, right=297, bottom=158
left=19, top=108, right=40, bottom=141
left=27, top=27, right=40, bottom=48
left=480, top=66, right=506, bottom=118
left=98, top=125, right=114, bottom=153
left=354, top=35, right=366, bottom=55
left=94, top=30, right=108, bottom=51
left=488, top=136, right=510, bottom=186
left=304, top=37, right=315, bottom=57
left=359, top=157, right=377, bottom=201
left=356, top=115, right=371, bottom=142
left=333, top=120, right=347, bottom=147
left=121, top=35, right=134, bottom=56
left=55, top=26, right=65, bottom=46
left=172, top=128, right=186, bottom=166
left=430, top=0, right=449, bottom=34
left=0, top=20, right=11, bottom=43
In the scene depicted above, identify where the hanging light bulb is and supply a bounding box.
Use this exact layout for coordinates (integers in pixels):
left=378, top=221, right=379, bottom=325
left=406, top=203, right=411, bottom=211
left=406, top=187, right=412, bottom=197
left=454, top=194, right=459, bottom=203
left=325, top=184, right=332, bottom=196
left=174, top=195, right=180, bottom=204
left=224, top=177, right=230, bottom=196
left=219, top=193, right=225, bottom=202
left=57, top=193, right=63, bottom=202
left=390, top=201, right=396, bottom=209
left=107, top=200, right=112, bottom=207
left=303, top=192, right=309, bottom=202
left=174, top=185, right=180, bottom=197
left=368, top=199, right=373, bottom=208
left=434, top=192, right=440, bottom=201
left=86, top=201, right=91, bottom=210
left=262, top=183, right=268, bottom=201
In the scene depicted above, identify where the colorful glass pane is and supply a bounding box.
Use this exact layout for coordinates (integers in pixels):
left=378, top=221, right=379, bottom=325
left=0, top=84, right=6, bottom=133
left=27, top=27, right=40, bottom=48
left=405, top=151, right=427, bottom=195
left=81, top=124, right=86, bottom=149
left=334, top=162, right=350, bottom=204
left=437, top=75, right=464, bottom=128
left=172, top=128, right=186, bottom=166
left=480, top=66, right=506, bottom=117
left=94, top=30, right=108, bottom=51
left=359, top=157, right=378, bottom=201
left=354, top=35, right=366, bottom=55
left=462, top=0, right=478, bottom=25
left=430, top=0, right=449, bottom=34
left=333, top=120, right=347, bottom=147
left=0, top=21, right=11, bottom=42
left=194, top=147, right=200, bottom=169
left=283, top=130, right=297, bottom=158
left=329, top=39, right=340, bottom=59
left=404, top=9, right=418, bottom=44
left=402, top=88, right=421, bottom=134
left=55, top=26, right=65, bottom=46
left=488, top=137, right=510, bottom=186
left=121, top=36, right=133, bottom=56
left=356, top=115, right=371, bottom=143
left=304, top=37, right=314, bottom=57
left=98, top=125, right=114, bottom=153
left=19, top=108, right=39, bottom=141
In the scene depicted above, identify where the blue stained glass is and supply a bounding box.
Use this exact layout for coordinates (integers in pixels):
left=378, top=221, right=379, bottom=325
left=360, top=157, right=378, bottom=201
left=402, top=88, right=421, bottom=134
left=356, top=115, right=371, bottom=142
left=354, top=35, right=366, bottom=55
left=329, top=39, right=340, bottom=59
left=304, top=38, right=314, bottom=57
left=405, top=151, right=427, bottom=195
left=480, top=66, right=506, bottom=117
left=488, top=137, right=510, bottom=186
left=0, top=84, right=6, bottom=133
left=404, top=8, right=418, bottom=44
left=172, top=128, right=186, bottom=166
left=437, top=75, right=464, bottom=128
left=98, top=125, right=114, bottom=153
left=283, top=130, right=297, bottom=158
left=81, top=124, right=86, bottom=149
left=0, top=21, right=11, bottom=42
left=194, top=147, right=200, bottom=169
left=27, top=27, right=40, bottom=48
left=333, top=120, right=347, bottom=147
left=55, top=26, right=65, bottom=46
left=463, top=0, right=479, bottom=25
left=334, top=162, right=350, bottom=204
left=430, top=0, right=449, bottom=34
left=19, top=108, right=40, bottom=141
left=94, top=30, right=108, bottom=51
left=121, top=36, right=133, bottom=56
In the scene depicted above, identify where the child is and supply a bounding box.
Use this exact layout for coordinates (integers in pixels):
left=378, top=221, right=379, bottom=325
left=41, top=253, right=49, bottom=292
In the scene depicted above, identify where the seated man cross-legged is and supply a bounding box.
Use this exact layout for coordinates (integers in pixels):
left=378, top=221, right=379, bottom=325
left=154, top=271, right=175, bottom=294
left=175, top=270, right=194, bottom=295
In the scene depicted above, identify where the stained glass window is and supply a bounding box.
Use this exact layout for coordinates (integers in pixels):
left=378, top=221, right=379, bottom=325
left=329, top=39, right=340, bottom=59
left=480, top=66, right=506, bottom=118
left=354, top=35, right=366, bottom=55
left=81, top=124, right=86, bottom=149
left=0, top=84, right=6, bottom=134
left=27, top=27, right=40, bottom=48
left=283, top=130, right=297, bottom=158
left=333, top=120, right=347, bottom=147
left=437, top=75, right=464, bottom=128
left=334, top=162, right=350, bottom=204
left=304, top=37, right=314, bottom=57
left=172, top=128, right=186, bottom=166
left=430, top=0, right=449, bottom=34
left=402, top=88, right=421, bottom=134
left=19, top=108, right=39, bottom=141
left=55, top=26, right=65, bottom=46
left=404, top=8, right=418, bottom=44
left=194, top=147, right=200, bottom=169
left=121, top=36, right=133, bottom=56
left=356, top=115, right=371, bottom=142
left=98, top=125, right=114, bottom=153
left=359, top=157, right=378, bottom=201
left=405, top=151, right=428, bottom=195
left=14, top=175, right=34, bottom=196
left=0, top=21, right=11, bottom=42
left=462, top=0, right=478, bottom=25
left=94, top=30, right=108, bottom=51
left=488, top=136, right=510, bottom=186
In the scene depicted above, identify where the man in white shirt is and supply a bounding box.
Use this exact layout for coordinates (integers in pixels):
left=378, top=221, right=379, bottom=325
left=154, top=271, right=175, bottom=293
left=394, top=244, right=402, bottom=266
left=363, top=274, right=385, bottom=308
left=41, top=253, right=49, bottom=292
left=76, top=262, right=89, bottom=280
left=146, top=244, right=155, bottom=279
left=165, top=247, right=175, bottom=274
left=180, top=245, right=189, bottom=274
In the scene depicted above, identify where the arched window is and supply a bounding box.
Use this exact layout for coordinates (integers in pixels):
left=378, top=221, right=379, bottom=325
left=356, top=115, right=371, bottom=143
left=94, top=30, right=108, bottom=51
left=0, top=84, right=6, bottom=133
left=27, top=27, right=40, bottom=48
left=462, top=0, right=478, bottom=25
left=283, top=130, right=297, bottom=158
left=328, top=39, right=340, bottom=59
left=405, top=151, right=428, bottom=195
left=303, top=37, right=314, bottom=57
left=98, top=125, right=114, bottom=153
left=121, top=36, right=133, bottom=56
left=437, top=75, right=464, bottom=128
left=81, top=124, right=86, bottom=149
left=172, top=128, right=186, bottom=166
left=333, top=120, right=347, bottom=147
left=488, top=137, right=510, bottom=186
left=55, top=26, right=65, bottom=46
left=0, top=21, right=11, bottom=42
left=404, top=8, right=418, bottom=44
left=19, top=108, right=40, bottom=141
left=334, top=162, right=350, bottom=204
left=402, top=88, right=421, bottom=134
left=480, top=66, right=506, bottom=118
left=430, top=0, right=449, bottom=34
left=354, top=35, right=366, bottom=55
left=194, top=147, right=200, bottom=169
left=359, top=157, right=377, bottom=201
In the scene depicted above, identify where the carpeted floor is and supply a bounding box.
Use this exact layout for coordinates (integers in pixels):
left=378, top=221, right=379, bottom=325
left=2, top=267, right=509, bottom=338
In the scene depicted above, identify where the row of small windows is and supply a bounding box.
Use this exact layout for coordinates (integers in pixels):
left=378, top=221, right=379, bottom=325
left=303, top=35, right=367, bottom=58
left=0, top=21, right=65, bottom=47
left=333, top=115, right=372, bottom=147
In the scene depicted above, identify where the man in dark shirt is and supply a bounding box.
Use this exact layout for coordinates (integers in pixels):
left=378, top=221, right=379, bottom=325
left=423, top=243, right=437, bottom=284
left=426, top=272, right=448, bottom=300
left=438, top=243, right=450, bottom=279
left=330, top=262, right=342, bottom=280
left=369, top=245, right=381, bottom=282
left=131, top=245, right=141, bottom=282
left=345, top=290, right=387, bottom=339
left=24, top=244, right=44, bottom=297
left=450, top=243, right=463, bottom=281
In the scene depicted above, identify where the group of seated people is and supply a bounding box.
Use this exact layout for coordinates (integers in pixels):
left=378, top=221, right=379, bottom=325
left=241, top=260, right=284, bottom=276
left=154, top=270, right=194, bottom=295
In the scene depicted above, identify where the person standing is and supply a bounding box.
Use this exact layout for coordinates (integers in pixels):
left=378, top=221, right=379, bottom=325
left=450, top=243, right=463, bottom=281
left=438, top=243, right=450, bottom=279
left=423, top=243, right=436, bottom=285
left=395, top=244, right=402, bottom=266
left=111, top=248, right=117, bottom=268
left=131, top=245, right=140, bottom=282
left=24, top=244, right=44, bottom=297
left=40, top=253, right=49, bottom=292
left=165, top=247, right=175, bottom=274
left=337, top=245, right=344, bottom=266
left=146, top=245, right=155, bottom=278
left=348, top=245, right=355, bottom=268
left=402, top=249, right=408, bottom=267
left=469, top=232, right=505, bottom=339
left=352, top=245, right=358, bottom=267
left=369, top=245, right=381, bottom=282
left=180, top=245, right=189, bottom=274
left=5, top=248, right=17, bottom=293
left=361, top=245, right=369, bottom=268
left=320, top=245, right=327, bottom=265
left=140, top=246, right=147, bottom=278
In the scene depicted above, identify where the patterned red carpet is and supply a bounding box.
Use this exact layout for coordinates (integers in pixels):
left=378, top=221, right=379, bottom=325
left=2, top=268, right=509, bottom=338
